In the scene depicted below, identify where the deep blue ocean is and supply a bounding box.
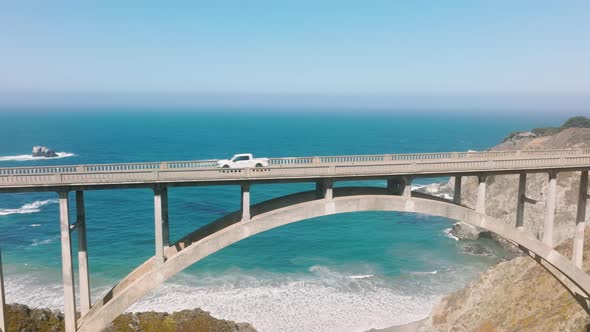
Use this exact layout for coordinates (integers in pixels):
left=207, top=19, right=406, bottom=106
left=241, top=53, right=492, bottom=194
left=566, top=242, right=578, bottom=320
left=0, top=110, right=562, bottom=331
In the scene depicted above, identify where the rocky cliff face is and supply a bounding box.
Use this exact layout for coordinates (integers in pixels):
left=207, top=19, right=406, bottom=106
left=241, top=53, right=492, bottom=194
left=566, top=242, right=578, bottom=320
left=421, top=128, right=590, bottom=331
left=421, top=228, right=590, bottom=331
left=452, top=128, right=590, bottom=246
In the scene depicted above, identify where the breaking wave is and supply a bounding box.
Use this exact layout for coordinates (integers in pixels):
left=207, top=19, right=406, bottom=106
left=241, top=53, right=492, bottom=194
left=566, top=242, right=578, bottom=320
left=0, top=199, right=58, bottom=216
left=444, top=228, right=459, bottom=241
left=0, top=152, right=75, bottom=162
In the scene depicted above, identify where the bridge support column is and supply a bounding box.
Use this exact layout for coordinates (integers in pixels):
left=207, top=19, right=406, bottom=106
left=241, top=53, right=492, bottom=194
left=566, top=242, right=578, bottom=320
left=59, top=191, right=77, bottom=332
left=476, top=175, right=487, bottom=214
left=543, top=171, right=558, bottom=247
left=453, top=176, right=462, bottom=205
left=154, top=186, right=170, bottom=265
left=516, top=173, right=527, bottom=229
left=0, top=248, right=6, bottom=332
left=402, top=176, right=412, bottom=197
left=316, top=179, right=334, bottom=200
left=573, top=171, right=588, bottom=268
left=76, top=191, right=91, bottom=316
left=387, top=176, right=411, bottom=197
left=241, top=184, right=251, bottom=221
left=315, top=179, right=334, bottom=200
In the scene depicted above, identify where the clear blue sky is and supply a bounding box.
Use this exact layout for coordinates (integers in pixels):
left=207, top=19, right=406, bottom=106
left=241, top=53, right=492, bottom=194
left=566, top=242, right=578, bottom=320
left=1, top=1, right=589, bottom=110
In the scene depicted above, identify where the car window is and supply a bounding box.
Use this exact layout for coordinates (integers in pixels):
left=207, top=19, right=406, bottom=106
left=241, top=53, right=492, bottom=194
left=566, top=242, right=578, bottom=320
left=234, top=155, right=250, bottom=162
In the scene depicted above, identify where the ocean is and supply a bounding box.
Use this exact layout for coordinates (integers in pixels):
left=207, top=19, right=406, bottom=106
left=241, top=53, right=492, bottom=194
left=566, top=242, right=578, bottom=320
left=0, top=110, right=561, bottom=331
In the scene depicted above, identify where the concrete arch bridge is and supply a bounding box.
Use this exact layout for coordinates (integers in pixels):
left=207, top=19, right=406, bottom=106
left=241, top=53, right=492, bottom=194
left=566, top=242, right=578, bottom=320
left=1, top=149, right=590, bottom=331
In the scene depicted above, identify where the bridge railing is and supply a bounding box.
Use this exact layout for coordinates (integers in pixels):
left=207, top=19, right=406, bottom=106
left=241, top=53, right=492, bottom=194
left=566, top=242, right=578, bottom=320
left=1, top=149, right=590, bottom=187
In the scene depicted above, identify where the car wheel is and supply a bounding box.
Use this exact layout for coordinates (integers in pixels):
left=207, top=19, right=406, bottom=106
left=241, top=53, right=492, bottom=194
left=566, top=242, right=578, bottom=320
left=256, top=163, right=263, bottom=167
left=223, top=165, right=230, bottom=168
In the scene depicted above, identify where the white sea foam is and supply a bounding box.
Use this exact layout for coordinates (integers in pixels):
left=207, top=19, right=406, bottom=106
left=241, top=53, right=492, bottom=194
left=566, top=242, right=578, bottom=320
left=29, top=224, right=42, bottom=227
left=4, top=268, right=440, bottom=332
left=349, top=274, right=374, bottom=279
left=444, top=228, right=459, bottom=241
left=129, top=279, right=437, bottom=332
left=0, top=152, right=75, bottom=162
left=0, top=199, right=58, bottom=216
left=412, top=183, right=453, bottom=200
left=410, top=270, right=438, bottom=275
left=30, top=237, right=57, bottom=247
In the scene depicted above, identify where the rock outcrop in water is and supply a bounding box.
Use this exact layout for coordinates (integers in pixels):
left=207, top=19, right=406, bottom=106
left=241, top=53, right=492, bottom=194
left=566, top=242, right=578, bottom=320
left=420, top=126, right=590, bottom=331
left=32, top=146, right=57, bottom=158
left=2, top=303, right=257, bottom=332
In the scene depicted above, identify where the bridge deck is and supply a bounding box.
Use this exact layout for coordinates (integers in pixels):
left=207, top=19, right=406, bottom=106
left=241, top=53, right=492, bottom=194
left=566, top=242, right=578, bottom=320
left=1, top=149, right=590, bottom=192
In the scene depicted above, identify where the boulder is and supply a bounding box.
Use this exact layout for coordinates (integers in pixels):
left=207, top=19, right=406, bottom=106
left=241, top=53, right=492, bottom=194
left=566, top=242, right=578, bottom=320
left=32, top=146, right=57, bottom=158
left=450, top=222, right=481, bottom=240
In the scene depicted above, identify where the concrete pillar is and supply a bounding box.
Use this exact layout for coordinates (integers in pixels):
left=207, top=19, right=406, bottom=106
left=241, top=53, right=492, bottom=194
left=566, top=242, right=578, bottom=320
left=543, top=171, right=558, bottom=247
left=386, top=178, right=396, bottom=194
left=76, top=191, right=91, bottom=316
left=241, top=183, right=251, bottom=221
left=0, top=248, right=7, bottom=332
left=573, top=171, right=588, bottom=268
left=402, top=176, right=412, bottom=198
left=320, top=179, right=334, bottom=201
left=515, top=173, right=527, bottom=229
left=453, top=176, right=462, bottom=205
left=316, top=179, right=334, bottom=200
left=387, top=176, right=411, bottom=196
left=154, top=186, right=169, bottom=264
left=476, top=175, right=487, bottom=214
left=59, top=191, right=77, bottom=332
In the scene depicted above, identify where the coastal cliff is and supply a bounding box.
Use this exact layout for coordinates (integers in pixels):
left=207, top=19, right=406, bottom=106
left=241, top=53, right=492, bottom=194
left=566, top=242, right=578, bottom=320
left=421, top=124, right=590, bottom=331
left=421, top=228, right=590, bottom=331
left=450, top=127, right=590, bottom=246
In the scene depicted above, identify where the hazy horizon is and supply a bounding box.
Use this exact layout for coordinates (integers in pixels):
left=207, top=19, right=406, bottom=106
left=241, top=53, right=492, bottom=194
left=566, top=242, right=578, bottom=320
left=1, top=1, right=589, bottom=111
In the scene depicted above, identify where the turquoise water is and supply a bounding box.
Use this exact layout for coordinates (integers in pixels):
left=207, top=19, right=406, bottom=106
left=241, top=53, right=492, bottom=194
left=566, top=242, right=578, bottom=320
left=0, top=111, right=560, bottom=331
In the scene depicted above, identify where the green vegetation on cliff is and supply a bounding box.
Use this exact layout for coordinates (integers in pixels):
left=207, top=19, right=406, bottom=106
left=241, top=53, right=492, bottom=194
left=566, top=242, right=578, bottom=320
left=503, top=115, right=590, bottom=142
left=2, top=305, right=256, bottom=332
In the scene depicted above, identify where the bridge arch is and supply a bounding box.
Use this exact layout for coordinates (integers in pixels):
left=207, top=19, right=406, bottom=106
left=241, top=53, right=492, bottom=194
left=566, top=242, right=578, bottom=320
left=78, top=187, right=590, bottom=332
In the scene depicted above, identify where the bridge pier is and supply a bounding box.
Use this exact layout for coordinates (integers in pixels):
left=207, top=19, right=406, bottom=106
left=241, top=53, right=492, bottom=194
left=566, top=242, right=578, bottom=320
left=516, top=173, right=527, bottom=229
left=154, top=186, right=170, bottom=264
left=76, top=191, right=91, bottom=316
left=453, top=176, right=462, bottom=204
left=574, top=171, right=588, bottom=268
left=543, top=172, right=558, bottom=247
left=316, top=179, right=334, bottom=200
left=387, top=176, right=411, bottom=197
left=58, top=191, right=77, bottom=332
left=476, top=175, right=487, bottom=214
left=0, top=248, right=6, bottom=332
left=241, top=184, right=251, bottom=221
